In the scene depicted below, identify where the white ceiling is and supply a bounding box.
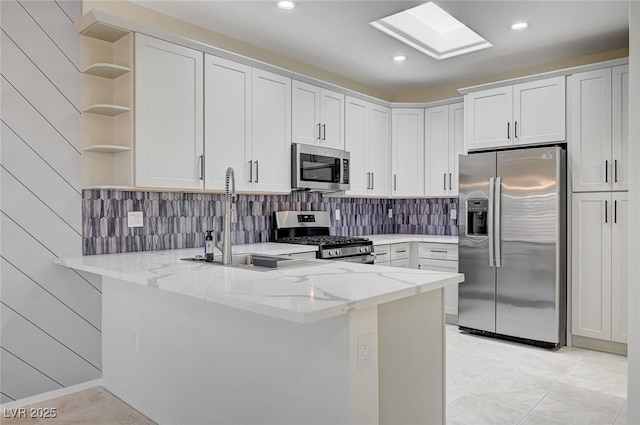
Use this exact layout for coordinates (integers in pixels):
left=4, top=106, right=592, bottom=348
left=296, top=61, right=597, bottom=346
left=132, top=1, right=629, bottom=94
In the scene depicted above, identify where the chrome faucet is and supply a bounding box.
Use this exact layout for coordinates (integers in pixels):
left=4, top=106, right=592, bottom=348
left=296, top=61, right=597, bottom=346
left=217, top=167, right=237, bottom=264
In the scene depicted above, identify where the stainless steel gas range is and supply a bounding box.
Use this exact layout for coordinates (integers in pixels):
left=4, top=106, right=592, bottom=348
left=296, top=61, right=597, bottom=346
left=272, top=211, right=374, bottom=264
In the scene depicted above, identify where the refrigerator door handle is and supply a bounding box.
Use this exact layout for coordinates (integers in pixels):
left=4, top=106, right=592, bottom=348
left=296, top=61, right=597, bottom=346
left=494, top=176, right=502, bottom=268
left=488, top=177, right=495, bottom=267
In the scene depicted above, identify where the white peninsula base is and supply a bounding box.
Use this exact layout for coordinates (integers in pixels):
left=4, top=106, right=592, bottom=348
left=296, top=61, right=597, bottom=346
left=101, top=276, right=446, bottom=425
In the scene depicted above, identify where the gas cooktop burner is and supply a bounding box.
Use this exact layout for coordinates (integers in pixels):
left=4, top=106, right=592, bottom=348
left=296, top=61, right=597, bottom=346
left=278, top=235, right=370, bottom=246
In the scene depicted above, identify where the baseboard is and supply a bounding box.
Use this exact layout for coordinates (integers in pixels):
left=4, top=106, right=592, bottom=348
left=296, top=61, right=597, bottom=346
left=102, top=380, right=168, bottom=425
left=571, top=335, right=628, bottom=356
left=445, top=313, right=458, bottom=325
left=0, top=379, right=104, bottom=410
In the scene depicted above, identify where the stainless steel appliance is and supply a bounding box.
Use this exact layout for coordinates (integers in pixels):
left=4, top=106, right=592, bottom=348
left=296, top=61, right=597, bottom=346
left=458, top=146, right=566, bottom=348
left=272, top=211, right=374, bottom=264
left=291, top=143, right=350, bottom=192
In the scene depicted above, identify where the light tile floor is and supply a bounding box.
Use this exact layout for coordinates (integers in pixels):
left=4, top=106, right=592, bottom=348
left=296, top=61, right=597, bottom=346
left=2, top=327, right=628, bottom=425
left=446, top=325, right=628, bottom=425
left=1, top=387, right=155, bottom=425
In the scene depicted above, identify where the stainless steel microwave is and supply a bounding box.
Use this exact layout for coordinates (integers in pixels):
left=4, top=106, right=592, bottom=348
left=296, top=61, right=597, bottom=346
left=291, top=143, right=350, bottom=192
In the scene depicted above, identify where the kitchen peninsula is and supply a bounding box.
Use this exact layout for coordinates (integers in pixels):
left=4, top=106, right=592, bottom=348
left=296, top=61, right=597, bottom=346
left=56, top=245, right=463, bottom=425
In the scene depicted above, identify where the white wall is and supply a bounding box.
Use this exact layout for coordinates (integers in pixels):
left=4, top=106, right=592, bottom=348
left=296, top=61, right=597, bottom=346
left=627, top=2, right=639, bottom=423
left=0, top=0, right=101, bottom=402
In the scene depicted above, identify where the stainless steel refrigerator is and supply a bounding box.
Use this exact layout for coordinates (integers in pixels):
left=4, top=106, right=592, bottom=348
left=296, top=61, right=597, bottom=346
left=458, top=146, right=566, bottom=347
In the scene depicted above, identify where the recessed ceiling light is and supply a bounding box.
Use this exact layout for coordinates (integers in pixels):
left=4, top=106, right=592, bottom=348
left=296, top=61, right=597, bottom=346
left=370, top=2, right=492, bottom=61
left=392, top=55, right=408, bottom=62
left=509, top=21, right=530, bottom=31
left=275, top=0, right=296, bottom=10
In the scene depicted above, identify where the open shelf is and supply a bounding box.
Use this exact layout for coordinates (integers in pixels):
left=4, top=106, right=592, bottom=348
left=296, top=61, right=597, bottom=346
left=83, top=144, right=132, bottom=153
left=83, top=104, right=131, bottom=116
left=80, top=21, right=129, bottom=43
left=83, top=63, right=130, bottom=79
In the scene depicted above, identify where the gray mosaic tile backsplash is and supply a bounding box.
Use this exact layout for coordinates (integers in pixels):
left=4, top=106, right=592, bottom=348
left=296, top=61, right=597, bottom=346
left=82, top=190, right=458, bottom=255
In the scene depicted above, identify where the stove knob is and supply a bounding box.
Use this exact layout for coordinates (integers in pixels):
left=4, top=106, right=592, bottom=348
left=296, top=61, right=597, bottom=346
left=328, top=250, right=333, bottom=257
left=337, top=248, right=342, bottom=256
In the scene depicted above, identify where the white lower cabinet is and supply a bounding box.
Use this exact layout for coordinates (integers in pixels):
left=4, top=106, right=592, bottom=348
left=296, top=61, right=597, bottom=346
left=417, top=243, right=459, bottom=319
left=572, top=191, right=628, bottom=343
left=374, top=244, right=391, bottom=265
left=204, top=55, right=291, bottom=193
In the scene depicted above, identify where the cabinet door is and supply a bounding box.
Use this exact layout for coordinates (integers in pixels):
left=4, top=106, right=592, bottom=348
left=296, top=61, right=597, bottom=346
left=319, top=89, right=345, bottom=150
left=612, top=65, right=629, bottom=191
left=417, top=258, right=458, bottom=316
left=344, top=96, right=369, bottom=196
left=374, top=244, right=391, bottom=264
left=513, top=76, right=566, bottom=146
left=611, top=192, right=628, bottom=343
left=204, top=55, right=252, bottom=191
left=571, top=68, right=612, bottom=192
left=571, top=192, right=612, bottom=340
left=367, top=104, right=391, bottom=196
left=135, top=34, right=203, bottom=189
left=448, top=103, right=464, bottom=196
left=425, top=106, right=449, bottom=196
left=392, top=108, right=424, bottom=197
left=251, top=69, right=291, bottom=193
left=292, top=80, right=320, bottom=146
left=465, top=86, right=513, bottom=151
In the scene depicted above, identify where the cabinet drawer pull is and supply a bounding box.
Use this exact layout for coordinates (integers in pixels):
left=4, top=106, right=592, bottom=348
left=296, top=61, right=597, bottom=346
left=377, top=252, right=388, bottom=256
left=430, top=250, right=448, bottom=254
left=395, top=249, right=407, bottom=253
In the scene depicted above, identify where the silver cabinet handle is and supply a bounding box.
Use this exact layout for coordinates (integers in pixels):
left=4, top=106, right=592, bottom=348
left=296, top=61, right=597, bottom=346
left=495, top=176, right=502, bottom=268
left=317, top=123, right=321, bottom=140
left=614, top=200, right=617, bottom=224
left=449, top=173, right=452, bottom=191
left=394, top=174, right=397, bottom=191
left=514, top=121, right=518, bottom=139
left=377, top=252, right=387, bottom=257
left=322, top=124, right=326, bottom=140
left=605, top=160, right=609, bottom=183
left=371, top=172, right=374, bottom=189
left=430, top=250, right=448, bottom=254
left=366, top=172, right=371, bottom=189
left=198, top=154, right=204, bottom=180
left=255, top=160, right=259, bottom=183
left=488, top=177, right=495, bottom=267
left=614, top=159, right=618, bottom=183
left=507, top=122, right=510, bottom=140
left=443, top=173, right=446, bottom=190
left=249, top=160, right=253, bottom=183
left=395, top=249, right=407, bottom=253
left=605, top=200, right=608, bottom=223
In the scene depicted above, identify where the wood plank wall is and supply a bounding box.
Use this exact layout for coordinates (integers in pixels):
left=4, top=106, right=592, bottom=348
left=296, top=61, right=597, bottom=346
left=1, top=0, right=102, bottom=402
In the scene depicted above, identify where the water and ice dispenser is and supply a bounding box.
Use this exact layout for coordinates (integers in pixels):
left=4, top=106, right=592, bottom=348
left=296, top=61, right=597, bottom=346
left=466, top=199, right=488, bottom=236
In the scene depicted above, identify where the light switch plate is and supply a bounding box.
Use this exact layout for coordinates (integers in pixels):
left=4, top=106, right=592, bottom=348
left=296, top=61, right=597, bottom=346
left=127, top=211, right=143, bottom=228
left=388, top=208, right=393, bottom=219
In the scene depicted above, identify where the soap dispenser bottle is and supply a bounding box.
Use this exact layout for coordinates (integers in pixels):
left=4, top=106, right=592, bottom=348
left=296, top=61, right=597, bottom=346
left=204, top=230, right=215, bottom=262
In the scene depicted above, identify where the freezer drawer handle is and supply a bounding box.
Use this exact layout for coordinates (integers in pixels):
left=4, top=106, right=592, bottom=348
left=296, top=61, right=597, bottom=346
left=489, top=177, right=495, bottom=267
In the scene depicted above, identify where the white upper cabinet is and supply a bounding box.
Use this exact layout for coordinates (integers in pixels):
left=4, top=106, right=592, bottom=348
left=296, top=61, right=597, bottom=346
left=135, top=34, right=204, bottom=189
left=572, top=65, right=628, bottom=192
left=204, top=55, right=252, bottom=192
left=292, top=80, right=344, bottom=150
left=251, top=69, right=292, bottom=193
left=392, top=108, right=424, bottom=197
left=465, top=76, right=565, bottom=151
left=425, top=103, right=464, bottom=197
left=345, top=97, right=391, bottom=197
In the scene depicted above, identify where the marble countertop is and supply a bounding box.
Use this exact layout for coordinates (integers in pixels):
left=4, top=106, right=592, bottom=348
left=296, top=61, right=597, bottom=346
left=55, top=244, right=463, bottom=324
left=362, top=234, right=458, bottom=245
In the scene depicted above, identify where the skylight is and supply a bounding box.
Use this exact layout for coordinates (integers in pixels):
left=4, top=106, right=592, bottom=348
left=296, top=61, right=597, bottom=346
left=370, top=2, right=493, bottom=60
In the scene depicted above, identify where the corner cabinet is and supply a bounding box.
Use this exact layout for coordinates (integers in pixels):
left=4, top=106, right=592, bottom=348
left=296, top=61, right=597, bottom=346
left=135, top=34, right=204, bottom=189
left=464, top=76, right=565, bottom=151
left=571, top=65, right=629, bottom=192
left=292, top=80, right=344, bottom=150
left=204, top=55, right=291, bottom=193
left=572, top=192, right=628, bottom=343
left=345, top=97, right=391, bottom=197
left=391, top=108, right=424, bottom=197
left=425, top=103, right=464, bottom=197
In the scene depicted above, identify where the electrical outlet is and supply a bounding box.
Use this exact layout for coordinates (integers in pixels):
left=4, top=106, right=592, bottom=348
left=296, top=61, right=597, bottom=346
left=127, top=211, right=144, bottom=228
left=388, top=208, right=393, bottom=219
left=335, top=209, right=341, bottom=221
left=358, top=333, right=373, bottom=370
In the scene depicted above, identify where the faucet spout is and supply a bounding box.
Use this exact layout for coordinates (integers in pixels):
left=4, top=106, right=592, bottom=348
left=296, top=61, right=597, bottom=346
left=221, top=167, right=236, bottom=265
